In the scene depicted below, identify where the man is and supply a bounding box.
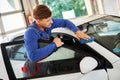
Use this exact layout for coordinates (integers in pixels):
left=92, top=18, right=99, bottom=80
left=23, top=4, right=89, bottom=77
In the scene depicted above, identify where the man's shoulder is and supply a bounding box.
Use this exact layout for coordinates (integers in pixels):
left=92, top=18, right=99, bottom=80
left=25, top=27, right=38, bottom=35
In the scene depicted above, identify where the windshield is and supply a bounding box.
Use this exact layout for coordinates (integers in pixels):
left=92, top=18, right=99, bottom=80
left=87, top=15, right=120, bottom=56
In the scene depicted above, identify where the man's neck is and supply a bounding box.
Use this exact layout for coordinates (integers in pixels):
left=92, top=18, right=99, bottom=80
left=36, top=21, right=45, bottom=31
left=39, top=26, right=44, bottom=31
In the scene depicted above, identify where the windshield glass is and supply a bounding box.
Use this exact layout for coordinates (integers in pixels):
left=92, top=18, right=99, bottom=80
left=87, top=15, right=120, bottom=56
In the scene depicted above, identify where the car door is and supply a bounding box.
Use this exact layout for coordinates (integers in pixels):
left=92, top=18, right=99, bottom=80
left=0, top=33, right=83, bottom=80
left=0, top=28, right=110, bottom=80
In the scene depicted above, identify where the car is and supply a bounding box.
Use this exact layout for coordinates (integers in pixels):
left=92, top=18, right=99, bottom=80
left=0, top=14, right=120, bottom=80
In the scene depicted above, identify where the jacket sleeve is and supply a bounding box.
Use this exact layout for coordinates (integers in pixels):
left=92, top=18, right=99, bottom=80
left=24, top=28, right=57, bottom=62
left=51, top=18, right=79, bottom=33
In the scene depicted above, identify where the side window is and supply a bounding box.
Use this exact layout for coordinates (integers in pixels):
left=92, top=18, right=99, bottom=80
left=5, top=35, right=83, bottom=79
left=38, top=35, right=84, bottom=74
left=41, top=47, right=75, bottom=62
left=6, top=44, right=25, bottom=60
left=6, top=44, right=25, bottom=78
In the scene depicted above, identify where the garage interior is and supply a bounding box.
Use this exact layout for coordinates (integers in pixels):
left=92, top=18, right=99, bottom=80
left=0, top=0, right=120, bottom=43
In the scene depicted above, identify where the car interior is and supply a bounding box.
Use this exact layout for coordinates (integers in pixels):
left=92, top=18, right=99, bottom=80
left=0, top=33, right=113, bottom=80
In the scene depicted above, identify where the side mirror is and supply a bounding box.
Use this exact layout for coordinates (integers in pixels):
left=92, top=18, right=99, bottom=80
left=80, top=57, right=98, bottom=74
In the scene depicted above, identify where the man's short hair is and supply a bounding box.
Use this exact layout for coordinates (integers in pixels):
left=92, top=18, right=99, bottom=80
left=33, top=5, right=52, bottom=20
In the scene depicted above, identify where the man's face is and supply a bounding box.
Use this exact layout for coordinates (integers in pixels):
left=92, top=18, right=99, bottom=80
left=37, top=16, right=53, bottom=28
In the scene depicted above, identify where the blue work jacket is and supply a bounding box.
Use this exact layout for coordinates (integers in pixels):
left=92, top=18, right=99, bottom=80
left=24, top=18, right=79, bottom=62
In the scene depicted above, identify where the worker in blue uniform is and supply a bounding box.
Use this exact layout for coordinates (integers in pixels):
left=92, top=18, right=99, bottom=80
left=23, top=4, right=90, bottom=77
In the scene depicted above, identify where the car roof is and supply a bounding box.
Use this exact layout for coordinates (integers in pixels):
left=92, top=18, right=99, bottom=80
left=51, top=27, right=77, bottom=38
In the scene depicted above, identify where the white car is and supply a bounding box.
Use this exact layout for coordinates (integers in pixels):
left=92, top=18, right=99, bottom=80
left=0, top=15, right=120, bottom=80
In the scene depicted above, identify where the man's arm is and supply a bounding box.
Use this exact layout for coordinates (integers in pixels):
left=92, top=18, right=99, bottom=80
left=52, top=18, right=79, bottom=32
left=24, top=28, right=57, bottom=62
left=52, top=18, right=90, bottom=40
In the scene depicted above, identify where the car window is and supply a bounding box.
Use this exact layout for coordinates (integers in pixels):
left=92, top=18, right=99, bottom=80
left=86, top=16, right=120, bottom=57
left=1, top=34, right=112, bottom=80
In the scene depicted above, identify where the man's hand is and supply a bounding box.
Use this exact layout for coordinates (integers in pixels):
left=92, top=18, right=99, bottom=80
left=76, top=30, right=90, bottom=40
left=53, top=38, right=64, bottom=47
